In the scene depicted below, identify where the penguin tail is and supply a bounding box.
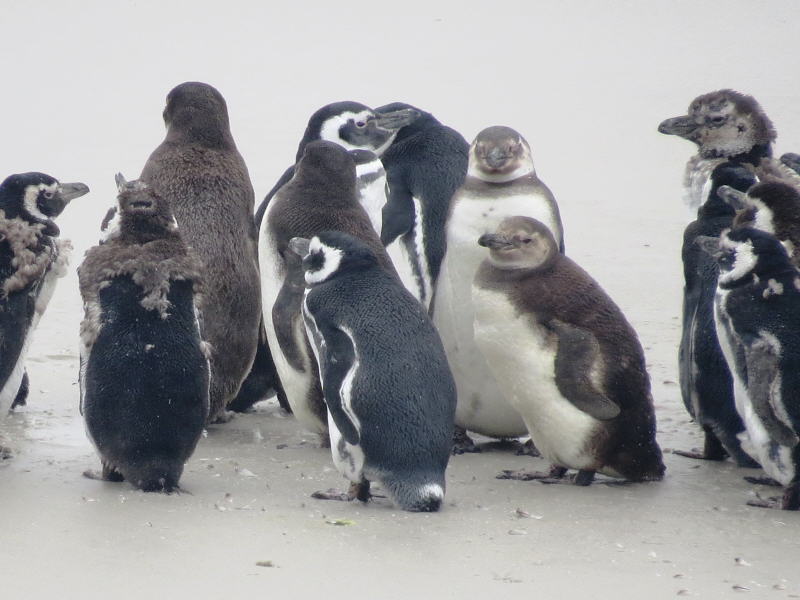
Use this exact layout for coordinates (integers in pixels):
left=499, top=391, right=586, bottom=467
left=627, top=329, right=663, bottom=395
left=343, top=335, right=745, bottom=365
left=122, top=457, right=184, bottom=493
left=381, top=475, right=445, bottom=512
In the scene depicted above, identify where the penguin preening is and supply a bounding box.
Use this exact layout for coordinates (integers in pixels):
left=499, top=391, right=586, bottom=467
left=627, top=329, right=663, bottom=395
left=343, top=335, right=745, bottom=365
left=294, top=231, right=456, bottom=511
left=474, top=217, right=664, bottom=484
left=79, top=175, right=209, bottom=492
left=0, top=172, right=88, bottom=422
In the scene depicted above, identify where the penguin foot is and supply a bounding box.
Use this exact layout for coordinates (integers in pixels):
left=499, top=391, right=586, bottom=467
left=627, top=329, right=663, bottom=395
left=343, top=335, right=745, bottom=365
left=513, top=439, right=541, bottom=458
left=573, top=470, right=596, bottom=486
left=452, top=427, right=481, bottom=455
left=83, top=464, right=125, bottom=483
left=672, top=448, right=728, bottom=461
left=497, top=465, right=568, bottom=482
left=311, top=481, right=374, bottom=503
left=743, top=476, right=782, bottom=487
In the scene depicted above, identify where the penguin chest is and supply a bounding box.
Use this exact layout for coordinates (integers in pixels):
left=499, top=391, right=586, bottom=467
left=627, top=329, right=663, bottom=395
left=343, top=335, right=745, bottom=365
left=683, top=157, right=726, bottom=211
left=472, top=287, right=600, bottom=470
left=356, top=172, right=387, bottom=236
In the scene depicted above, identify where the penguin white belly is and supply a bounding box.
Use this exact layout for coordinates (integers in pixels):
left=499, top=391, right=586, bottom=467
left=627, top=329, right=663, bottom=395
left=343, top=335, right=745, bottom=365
left=472, top=287, right=600, bottom=470
left=258, top=204, right=325, bottom=434
left=356, top=173, right=386, bottom=236
left=683, top=157, right=726, bottom=212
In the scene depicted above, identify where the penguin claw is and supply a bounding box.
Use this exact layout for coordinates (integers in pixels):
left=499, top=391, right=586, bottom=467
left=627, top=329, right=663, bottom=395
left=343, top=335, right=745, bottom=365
left=672, top=448, right=727, bottom=461
left=743, top=476, right=782, bottom=487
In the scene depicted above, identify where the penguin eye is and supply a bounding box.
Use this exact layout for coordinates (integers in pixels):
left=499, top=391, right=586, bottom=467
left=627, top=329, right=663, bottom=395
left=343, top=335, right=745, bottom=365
left=43, top=190, right=54, bottom=200
left=355, top=120, right=367, bottom=129
left=522, top=238, right=533, bottom=244
left=710, top=116, right=726, bottom=125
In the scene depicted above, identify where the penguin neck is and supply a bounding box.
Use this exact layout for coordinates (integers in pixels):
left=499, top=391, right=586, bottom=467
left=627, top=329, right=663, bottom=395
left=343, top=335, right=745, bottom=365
left=697, top=194, right=736, bottom=219
left=119, top=217, right=177, bottom=244
left=166, top=119, right=235, bottom=150
left=709, top=143, right=773, bottom=164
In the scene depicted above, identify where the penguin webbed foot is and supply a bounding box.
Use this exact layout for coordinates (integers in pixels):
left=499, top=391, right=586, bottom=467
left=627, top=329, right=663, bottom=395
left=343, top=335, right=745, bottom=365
left=743, top=475, right=782, bottom=487
left=497, top=465, right=568, bottom=482
left=83, top=464, right=125, bottom=483
left=451, top=426, right=481, bottom=455
left=312, top=481, right=376, bottom=503
left=673, top=429, right=729, bottom=462
left=746, top=485, right=800, bottom=511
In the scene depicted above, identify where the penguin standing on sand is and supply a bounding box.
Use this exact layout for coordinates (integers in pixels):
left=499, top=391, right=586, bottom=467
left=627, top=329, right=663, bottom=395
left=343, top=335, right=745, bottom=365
left=259, top=141, right=396, bottom=439
left=0, top=172, right=88, bottom=420
left=474, top=217, right=665, bottom=485
left=378, top=102, right=469, bottom=311
left=140, top=82, right=261, bottom=423
left=293, top=231, right=456, bottom=511
left=673, top=163, right=759, bottom=466
left=79, top=176, right=208, bottom=492
left=701, top=227, right=800, bottom=510
left=434, top=126, right=563, bottom=451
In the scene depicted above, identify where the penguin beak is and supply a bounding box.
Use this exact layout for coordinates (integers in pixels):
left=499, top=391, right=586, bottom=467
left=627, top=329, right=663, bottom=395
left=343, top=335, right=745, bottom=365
left=658, top=115, right=698, bottom=138
left=717, top=185, right=749, bottom=210
left=58, top=182, right=90, bottom=203
left=374, top=108, right=420, bottom=131
left=478, top=232, right=512, bottom=249
left=485, top=147, right=508, bottom=170
left=289, top=237, right=311, bottom=258
left=695, top=235, right=724, bottom=259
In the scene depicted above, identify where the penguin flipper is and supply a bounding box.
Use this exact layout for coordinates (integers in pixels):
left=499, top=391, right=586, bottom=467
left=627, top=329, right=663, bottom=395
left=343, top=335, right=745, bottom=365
left=551, top=320, right=621, bottom=421
left=380, top=174, right=415, bottom=246
left=271, top=252, right=308, bottom=372
left=743, top=336, right=799, bottom=447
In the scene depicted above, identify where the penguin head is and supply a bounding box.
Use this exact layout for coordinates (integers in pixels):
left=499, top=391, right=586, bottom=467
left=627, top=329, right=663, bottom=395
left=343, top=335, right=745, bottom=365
left=298, top=101, right=419, bottom=161
left=700, top=227, right=793, bottom=287
left=289, top=231, right=378, bottom=285
left=162, top=82, right=233, bottom=148
left=0, top=172, right=89, bottom=236
left=295, top=140, right=358, bottom=193
left=721, top=180, right=800, bottom=236
left=468, top=126, right=535, bottom=183
left=114, top=174, right=177, bottom=240
left=658, top=89, right=775, bottom=158
left=478, top=216, right=557, bottom=271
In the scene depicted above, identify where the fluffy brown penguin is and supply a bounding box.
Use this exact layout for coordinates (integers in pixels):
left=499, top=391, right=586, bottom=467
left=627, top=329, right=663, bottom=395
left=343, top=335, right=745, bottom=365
left=474, top=216, right=665, bottom=484
left=140, top=82, right=261, bottom=423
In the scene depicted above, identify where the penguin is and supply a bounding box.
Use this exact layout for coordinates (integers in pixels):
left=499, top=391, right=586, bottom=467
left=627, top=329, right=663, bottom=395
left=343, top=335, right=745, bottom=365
left=236, top=102, right=417, bottom=414
left=782, top=153, right=800, bottom=176
left=140, top=82, right=261, bottom=423
left=259, top=141, right=397, bottom=439
left=78, top=175, right=209, bottom=492
left=292, top=231, right=456, bottom=511
left=0, top=172, right=88, bottom=418
left=433, top=126, right=563, bottom=450
left=658, top=89, right=776, bottom=212
left=378, top=102, right=470, bottom=311
left=700, top=227, right=800, bottom=509
left=473, top=216, right=665, bottom=484
left=674, top=163, right=760, bottom=466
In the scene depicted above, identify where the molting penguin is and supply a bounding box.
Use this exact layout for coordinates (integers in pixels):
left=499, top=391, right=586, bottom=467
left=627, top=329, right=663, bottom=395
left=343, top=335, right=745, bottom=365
left=293, top=231, right=456, bottom=511
left=700, top=227, right=800, bottom=509
left=675, top=163, right=759, bottom=466
left=378, top=102, right=469, bottom=311
left=658, top=89, right=775, bottom=212
left=140, top=82, right=261, bottom=423
left=434, top=126, right=563, bottom=449
left=79, top=176, right=209, bottom=492
left=474, top=217, right=665, bottom=484
left=0, top=173, right=88, bottom=419
left=259, top=141, right=397, bottom=439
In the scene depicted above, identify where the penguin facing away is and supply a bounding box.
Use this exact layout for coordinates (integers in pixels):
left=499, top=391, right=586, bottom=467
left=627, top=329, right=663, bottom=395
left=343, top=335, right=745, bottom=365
left=0, top=172, right=88, bottom=420
left=259, top=141, right=397, bottom=440
left=700, top=227, right=800, bottom=509
left=434, top=126, right=563, bottom=449
left=79, top=175, right=209, bottom=492
left=140, top=82, right=261, bottom=423
left=475, top=217, right=665, bottom=484
left=293, top=231, right=456, bottom=511
left=674, top=162, right=759, bottom=466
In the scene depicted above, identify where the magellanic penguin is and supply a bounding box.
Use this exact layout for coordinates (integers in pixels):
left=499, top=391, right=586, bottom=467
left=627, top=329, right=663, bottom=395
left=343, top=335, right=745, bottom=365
left=292, top=231, right=456, bottom=511
left=378, top=102, right=470, bottom=311
left=0, top=173, right=88, bottom=420
left=674, top=163, right=760, bottom=466
left=700, top=227, right=800, bottom=509
left=237, top=102, right=417, bottom=414
left=433, top=126, right=563, bottom=450
left=658, top=89, right=776, bottom=212
left=79, top=175, right=209, bottom=492
left=140, top=82, right=261, bottom=423
left=782, top=153, right=800, bottom=176
left=474, top=217, right=665, bottom=485
left=259, top=141, right=397, bottom=440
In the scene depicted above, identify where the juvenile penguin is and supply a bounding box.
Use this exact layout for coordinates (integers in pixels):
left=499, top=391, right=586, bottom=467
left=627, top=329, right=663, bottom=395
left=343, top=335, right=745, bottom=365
left=293, top=231, right=456, bottom=511
left=701, top=227, right=800, bottom=509
left=259, top=141, right=396, bottom=438
left=79, top=176, right=209, bottom=492
left=675, top=163, right=759, bottom=466
left=434, top=126, right=563, bottom=449
left=658, top=89, right=776, bottom=211
left=378, top=102, right=469, bottom=310
left=140, top=82, right=261, bottom=423
left=474, top=217, right=665, bottom=484
left=0, top=172, right=88, bottom=419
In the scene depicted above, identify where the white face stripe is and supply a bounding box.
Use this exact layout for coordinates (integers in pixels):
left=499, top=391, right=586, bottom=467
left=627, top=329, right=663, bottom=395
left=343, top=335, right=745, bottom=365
left=319, top=110, right=373, bottom=152
left=355, top=156, right=384, bottom=178
left=305, top=238, right=343, bottom=284
left=23, top=183, right=57, bottom=221
left=719, top=238, right=756, bottom=284
left=752, top=199, right=774, bottom=233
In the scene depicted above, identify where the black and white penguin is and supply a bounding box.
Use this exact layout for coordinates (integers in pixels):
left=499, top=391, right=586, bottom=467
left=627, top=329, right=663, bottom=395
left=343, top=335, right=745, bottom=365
left=350, top=148, right=387, bottom=235
left=701, top=227, right=800, bottom=509
left=79, top=175, right=209, bottom=492
left=292, top=231, right=456, bottom=511
left=378, top=102, right=469, bottom=311
left=674, top=163, right=759, bottom=466
left=259, top=141, right=396, bottom=439
left=474, top=216, right=665, bottom=484
left=658, top=89, right=775, bottom=212
left=0, top=172, right=88, bottom=418
left=434, top=126, right=562, bottom=448
left=140, top=82, right=262, bottom=423
left=782, top=153, right=800, bottom=176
